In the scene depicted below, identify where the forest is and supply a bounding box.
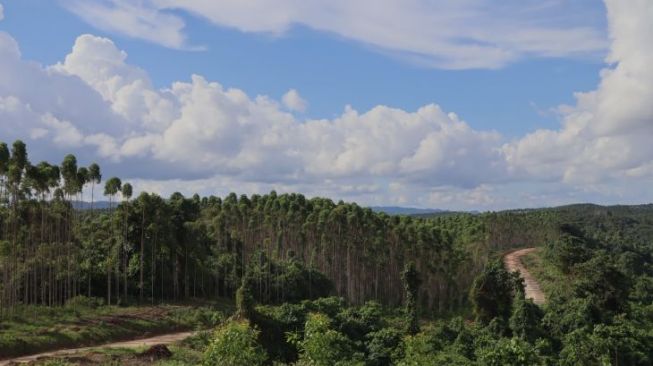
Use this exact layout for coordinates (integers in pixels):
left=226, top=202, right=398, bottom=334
left=1, top=139, right=652, bottom=365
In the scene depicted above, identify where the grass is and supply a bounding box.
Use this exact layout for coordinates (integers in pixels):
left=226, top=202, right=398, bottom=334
left=520, top=249, right=572, bottom=299
left=0, top=297, right=234, bottom=360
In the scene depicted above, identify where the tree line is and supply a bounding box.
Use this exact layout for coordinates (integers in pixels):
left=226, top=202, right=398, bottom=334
left=1, top=140, right=570, bottom=318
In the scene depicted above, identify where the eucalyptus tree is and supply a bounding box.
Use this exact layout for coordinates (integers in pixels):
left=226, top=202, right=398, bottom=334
left=76, top=167, right=89, bottom=208
left=104, top=177, right=121, bottom=305
left=120, top=183, right=132, bottom=300
left=0, top=142, right=9, bottom=205
left=88, top=163, right=101, bottom=212
left=8, top=140, right=28, bottom=205
left=60, top=155, right=78, bottom=201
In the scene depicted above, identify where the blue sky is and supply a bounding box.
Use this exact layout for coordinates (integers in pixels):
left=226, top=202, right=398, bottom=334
left=2, top=0, right=606, bottom=135
left=1, top=0, right=652, bottom=210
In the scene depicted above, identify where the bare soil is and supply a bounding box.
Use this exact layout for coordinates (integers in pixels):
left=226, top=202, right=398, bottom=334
left=504, top=248, right=546, bottom=305
left=0, top=332, right=194, bottom=365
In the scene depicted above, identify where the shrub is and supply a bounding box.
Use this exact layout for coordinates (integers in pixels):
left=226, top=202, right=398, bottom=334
left=64, top=295, right=103, bottom=309
left=293, top=313, right=362, bottom=366
left=203, top=320, right=267, bottom=366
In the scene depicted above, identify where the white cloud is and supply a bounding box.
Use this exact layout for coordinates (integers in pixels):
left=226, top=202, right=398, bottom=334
left=504, top=0, right=653, bottom=185
left=61, top=0, right=189, bottom=49
left=282, top=89, right=307, bottom=112
left=0, top=0, right=652, bottom=209
left=62, top=0, right=607, bottom=69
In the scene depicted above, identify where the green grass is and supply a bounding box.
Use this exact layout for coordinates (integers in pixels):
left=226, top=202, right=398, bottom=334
left=0, top=298, right=234, bottom=360
left=520, top=249, right=572, bottom=299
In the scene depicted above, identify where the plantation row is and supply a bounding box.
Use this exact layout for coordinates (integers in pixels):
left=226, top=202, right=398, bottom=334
left=0, top=140, right=563, bottom=317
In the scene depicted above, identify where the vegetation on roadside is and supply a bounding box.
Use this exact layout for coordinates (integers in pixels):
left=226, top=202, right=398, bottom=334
left=0, top=301, right=231, bottom=359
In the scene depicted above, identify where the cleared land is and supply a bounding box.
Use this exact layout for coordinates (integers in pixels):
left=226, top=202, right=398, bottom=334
left=504, top=248, right=546, bottom=305
left=0, top=300, right=231, bottom=363
left=0, top=331, right=195, bottom=365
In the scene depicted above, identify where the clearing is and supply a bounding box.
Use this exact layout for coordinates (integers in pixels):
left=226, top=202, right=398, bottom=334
left=504, top=248, right=546, bottom=305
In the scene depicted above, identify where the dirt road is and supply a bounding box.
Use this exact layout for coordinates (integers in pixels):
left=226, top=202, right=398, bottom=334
left=0, top=331, right=195, bottom=365
left=504, top=248, right=546, bottom=305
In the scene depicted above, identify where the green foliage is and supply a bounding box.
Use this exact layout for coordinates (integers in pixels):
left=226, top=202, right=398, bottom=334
left=365, top=327, right=403, bottom=366
left=470, top=260, right=517, bottom=326
left=64, top=295, right=104, bottom=309
left=545, top=227, right=591, bottom=274
left=293, top=313, right=362, bottom=366
left=203, top=320, right=267, bottom=366
left=476, top=337, right=544, bottom=366
left=559, top=318, right=653, bottom=366
left=401, top=262, right=421, bottom=335
left=572, top=254, right=631, bottom=316
left=509, top=290, right=544, bottom=342
left=246, top=252, right=333, bottom=305
left=236, top=278, right=255, bottom=319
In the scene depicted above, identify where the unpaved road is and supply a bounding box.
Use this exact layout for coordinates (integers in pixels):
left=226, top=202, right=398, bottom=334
left=0, top=331, right=195, bottom=365
left=504, top=248, right=546, bottom=305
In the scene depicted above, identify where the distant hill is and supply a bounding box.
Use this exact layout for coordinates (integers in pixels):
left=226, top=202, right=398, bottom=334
left=370, top=206, right=448, bottom=216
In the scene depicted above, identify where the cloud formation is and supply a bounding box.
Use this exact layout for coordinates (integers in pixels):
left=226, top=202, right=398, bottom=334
left=282, top=89, right=307, bottom=113
left=503, top=0, right=653, bottom=185
left=61, top=0, right=607, bottom=69
left=0, top=0, right=652, bottom=210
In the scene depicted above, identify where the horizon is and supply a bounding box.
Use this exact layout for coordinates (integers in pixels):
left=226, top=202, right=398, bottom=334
left=1, top=1, right=652, bottom=211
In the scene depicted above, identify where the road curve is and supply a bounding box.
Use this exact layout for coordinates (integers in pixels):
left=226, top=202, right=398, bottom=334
left=0, top=331, right=195, bottom=365
left=504, top=248, right=546, bottom=305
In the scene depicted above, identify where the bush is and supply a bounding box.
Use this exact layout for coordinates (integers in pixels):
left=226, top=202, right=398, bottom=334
left=293, top=313, right=362, bottom=366
left=476, top=337, right=544, bottom=366
left=365, top=327, right=403, bottom=366
left=203, top=321, right=267, bottom=366
left=64, top=295, right=103, bottom=309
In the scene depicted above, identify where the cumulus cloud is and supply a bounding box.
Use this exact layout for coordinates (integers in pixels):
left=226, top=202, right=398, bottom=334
left=0, top=0, right=652, bottom=210
left=0, top=30, right=508, bottom=200
left=504, top=0, right=653, bottom=185
left=282, top=89, right=307, bottom=113
left=61, top=0, right=606, bottom=69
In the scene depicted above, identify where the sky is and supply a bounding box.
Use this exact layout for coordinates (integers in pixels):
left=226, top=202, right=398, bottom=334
left=0, top=0, right=651, bottom=210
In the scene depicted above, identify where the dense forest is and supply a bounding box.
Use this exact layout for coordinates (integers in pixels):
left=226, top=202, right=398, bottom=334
left=0, top=140, right=560, bottom=318
left=3, top=140, right=653, bottom=364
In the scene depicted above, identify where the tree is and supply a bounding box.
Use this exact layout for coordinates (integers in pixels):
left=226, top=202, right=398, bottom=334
left=104, top=177, right=121, bottom=305
left=203, top=320, right=267, bottom=366
left=60, top=155, right=78, bottom=199
left=0, top=142, right=9, bottom=204
left=509, top=281, right=543, bottom=342
left=402, top=262, right=421, bottom=335
left=87, top=163, right=101, bottom=212
left=120, top=183, right=132, bottom=301
left=470, top=260, right=517, bottom=326
left=293, top=313, right=359, bottom=366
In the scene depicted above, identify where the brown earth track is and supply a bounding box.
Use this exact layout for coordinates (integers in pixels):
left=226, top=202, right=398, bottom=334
left=0, top=332, right=195, bottom=365
left=504, top=248, right=546, bottom=305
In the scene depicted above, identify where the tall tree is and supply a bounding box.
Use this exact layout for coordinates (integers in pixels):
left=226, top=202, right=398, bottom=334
left=402, top=262, right=422, bottom=335
left=87, top=163, right=101, bottom=212
left=120, top=183, right=132, bottom=301
left=104, top=177, right=121, bottom=305
left=0, top=143, right=9, bottom=205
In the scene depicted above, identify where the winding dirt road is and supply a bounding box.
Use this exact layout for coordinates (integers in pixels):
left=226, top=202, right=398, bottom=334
left=504, top=248, right=546, bottom=305
left=0, top=331, right=195, bottom=365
